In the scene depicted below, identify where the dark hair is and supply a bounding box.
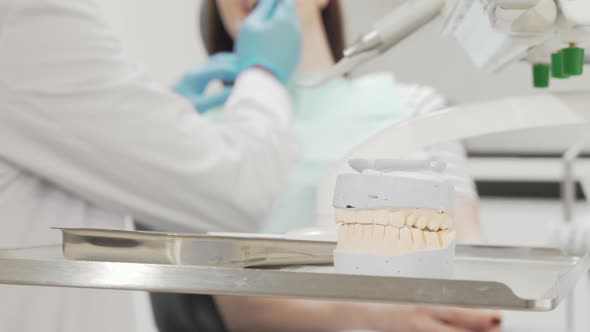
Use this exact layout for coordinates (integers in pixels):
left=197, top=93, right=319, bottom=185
left=199, top=0, right=345, bottom=62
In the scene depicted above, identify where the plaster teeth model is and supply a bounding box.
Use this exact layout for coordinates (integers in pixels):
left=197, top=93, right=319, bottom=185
left=333, top=159, right=456, bottom=278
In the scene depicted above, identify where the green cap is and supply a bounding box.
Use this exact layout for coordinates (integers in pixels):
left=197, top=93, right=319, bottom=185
left=551, top=52, right=569, bottom=79
left=563, top=47, right=584, bottom=76
left=533, top=64, right=550, bottom=88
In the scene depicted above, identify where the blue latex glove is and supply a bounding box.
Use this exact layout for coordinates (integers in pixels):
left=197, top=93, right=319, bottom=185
left=173, top=52, right=239, bottom=113
left=235, top=0, right=302, bottom=84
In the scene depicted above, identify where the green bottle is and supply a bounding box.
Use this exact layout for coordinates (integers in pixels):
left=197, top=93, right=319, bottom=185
left=551, top=51, right=569, bottom=79
left=533, top=64, right=550, bottom=88
left=563, top=46, right=584, bottom=76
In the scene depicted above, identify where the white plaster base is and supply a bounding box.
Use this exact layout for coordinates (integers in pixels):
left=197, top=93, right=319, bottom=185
left=333, top=242, right=455, bottom=278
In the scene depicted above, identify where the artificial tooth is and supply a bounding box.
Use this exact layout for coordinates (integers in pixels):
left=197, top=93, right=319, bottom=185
left=427, top=214, right=441, bottom=231
left=405, top=209, right=420, bottom=227
left=415, top=215, right=430, bottom=230
left=424, top=231, right=441, bottom=249
left=335, top=224, right=352, bottom=252
left=383, top=226, right=400, bottom=254
left=345, top=223, right=356, bottom=239
left=388, top=210, right=406, bottom=228
left=334, top=208, right=348, bottom=223
left=399, top=227, right=412, bottom=250
left=411, top=228, right=426, bottom=250
left=337, top=224, right=347, bottom=240
left=406, top=214, right=418, bottom=228
left=348, top=210, right=360, bottom=223
left=356, top=210, right=373, bottom=224
left=373, top=209, right=389, bottom=225
left=350, top=223, right=364, bottom=248
left=360, top=224, right=373, bottom=251
left=371, top=224, right=386, bottom=253
left=439, top=230, right=456, bottom=247
left=342, top=209, right=359, bottom=223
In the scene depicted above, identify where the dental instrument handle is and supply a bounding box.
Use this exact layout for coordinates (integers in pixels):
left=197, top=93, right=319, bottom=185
left=300, top=0, right=444, bottom=88
left=344, top=0, right=444, bottom=58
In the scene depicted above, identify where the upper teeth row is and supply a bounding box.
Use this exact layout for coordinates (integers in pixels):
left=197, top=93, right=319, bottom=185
left=334, top=208, right=452, bottom=231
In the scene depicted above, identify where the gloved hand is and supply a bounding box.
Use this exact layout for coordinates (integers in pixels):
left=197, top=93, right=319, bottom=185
left=235, top=0, right=302, bottom=84
left=173, top=52, right=239, bottom=113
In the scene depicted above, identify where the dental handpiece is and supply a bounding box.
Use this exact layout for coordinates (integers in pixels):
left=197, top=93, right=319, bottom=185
left=344, top=0, right=445, bottom=58
left=296, top=0, right=445, bottom=88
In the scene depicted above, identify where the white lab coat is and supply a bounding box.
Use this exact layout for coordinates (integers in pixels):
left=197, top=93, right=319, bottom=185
left=0, top=0, right=296, bottom=331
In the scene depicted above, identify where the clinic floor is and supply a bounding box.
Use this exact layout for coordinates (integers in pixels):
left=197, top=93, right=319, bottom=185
left=479, top=198, right=590, bottom=332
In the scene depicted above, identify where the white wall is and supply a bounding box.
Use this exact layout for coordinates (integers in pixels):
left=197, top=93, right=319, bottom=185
left=95, top=0, right=207, bottom=86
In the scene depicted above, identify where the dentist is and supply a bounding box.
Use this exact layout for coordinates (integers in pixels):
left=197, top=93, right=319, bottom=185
left=0, top=0, right=300, bottom=331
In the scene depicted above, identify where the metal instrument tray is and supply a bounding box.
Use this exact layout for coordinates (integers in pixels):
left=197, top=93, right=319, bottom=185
left=0, top=228, right=588, bottom=311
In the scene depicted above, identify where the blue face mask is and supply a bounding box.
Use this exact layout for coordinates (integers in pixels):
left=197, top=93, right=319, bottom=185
left=265, top=73, right=417, bottom=233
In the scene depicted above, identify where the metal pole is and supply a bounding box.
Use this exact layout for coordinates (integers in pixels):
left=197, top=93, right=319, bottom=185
left=561, top=137, right=587, bottom=332
left=562, top=138, right=585, bottom=223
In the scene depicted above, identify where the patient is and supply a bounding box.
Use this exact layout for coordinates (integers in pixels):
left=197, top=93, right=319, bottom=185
left=172, top=0, right=499, bottom=331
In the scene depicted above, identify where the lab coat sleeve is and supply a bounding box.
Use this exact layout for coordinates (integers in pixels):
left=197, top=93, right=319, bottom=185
left=398, top=83, right=478, bottom=201
left=0, top=0, right=297, bottom=232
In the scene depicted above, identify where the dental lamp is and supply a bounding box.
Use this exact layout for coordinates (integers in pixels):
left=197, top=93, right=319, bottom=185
left=298, top=0, right=590, bottom=88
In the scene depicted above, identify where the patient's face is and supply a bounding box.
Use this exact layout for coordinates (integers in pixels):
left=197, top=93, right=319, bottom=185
left=215, top=0, right=329, bottom=38
left=215, top=0, right=258, bottom=38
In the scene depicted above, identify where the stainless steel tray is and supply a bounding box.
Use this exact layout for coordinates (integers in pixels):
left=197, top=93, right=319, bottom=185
left=60, top=228, right=334, bottom=267
left=0, top=228, right=588, bottom=311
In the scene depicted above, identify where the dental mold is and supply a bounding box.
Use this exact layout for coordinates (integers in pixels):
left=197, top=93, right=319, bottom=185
left=333, top=159, right=456, bottom=278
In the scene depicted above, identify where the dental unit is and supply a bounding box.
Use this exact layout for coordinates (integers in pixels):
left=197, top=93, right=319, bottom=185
left=297, top=0, right=590, bottom=88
